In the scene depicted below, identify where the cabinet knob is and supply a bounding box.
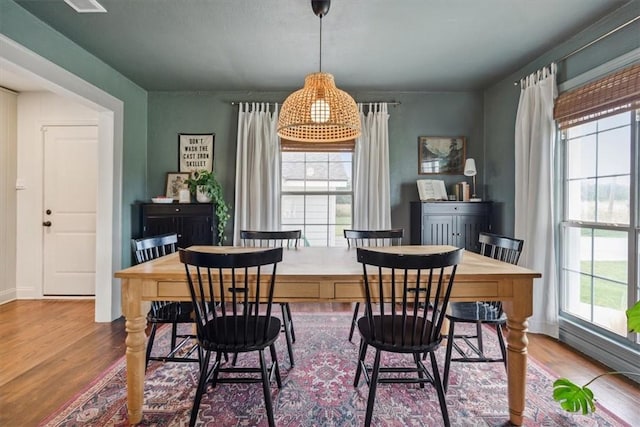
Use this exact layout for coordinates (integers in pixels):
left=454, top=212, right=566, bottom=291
left=175, top=208, right=180, bottom=212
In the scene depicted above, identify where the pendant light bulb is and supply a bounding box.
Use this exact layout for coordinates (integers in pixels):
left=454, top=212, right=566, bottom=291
left=311, top=98, right=330, bottom=123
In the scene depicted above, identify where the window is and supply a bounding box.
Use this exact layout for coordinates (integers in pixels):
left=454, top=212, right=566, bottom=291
left=560, top=110, right=638, bottom=343
left=280, top=152, right=352, bottom=246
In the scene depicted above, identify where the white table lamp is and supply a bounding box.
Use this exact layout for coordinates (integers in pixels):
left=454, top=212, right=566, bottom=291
left=464, top=158, right=480, bottom=201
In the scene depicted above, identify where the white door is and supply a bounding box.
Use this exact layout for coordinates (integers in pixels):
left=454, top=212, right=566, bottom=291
left=43, top=125, right=98, bottom=295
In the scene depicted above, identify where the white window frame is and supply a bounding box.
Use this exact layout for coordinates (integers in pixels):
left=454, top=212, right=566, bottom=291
left=556, top=58, right=640, bottom=374
left=280, top=151, right=353, bottom=247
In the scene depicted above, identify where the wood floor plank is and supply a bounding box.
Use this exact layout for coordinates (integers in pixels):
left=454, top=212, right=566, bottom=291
left=0, top=301, right=126, bottom=426
left=0, top=300, right=637, bottom=426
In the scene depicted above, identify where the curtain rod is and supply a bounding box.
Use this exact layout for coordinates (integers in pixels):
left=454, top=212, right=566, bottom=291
left=514, top=15, right=639, bottom=86
left=230, top=101, right=401, bottom=106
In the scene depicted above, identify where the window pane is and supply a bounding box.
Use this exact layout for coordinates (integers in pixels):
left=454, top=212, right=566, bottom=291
left=281, top=195, right=304, bottom=224
left=562, top=227, right=593, bottom=318
left=282, top=165, right=305, bottom=191
left=335, top=195, right=352, bottom=225
left=591, top=229, right=629, bottom=335
left=562, top=270, right=591, bottom=321
left=282, top=152, right=304, bottom=161
left=305, top=162, right=329, bottom=192
left=598, top=127, right=630, bottom=176
left=329, top=162, right=352, bottom=191
left=566, top=135, right=596, bottom=179
left=563, top=227, right=592, bottom=275
left=597, top=112, right=630, bottom=131
left=306, top=152, right=328, bottom=162
left=596, top=176, right=629, bottom=224
left=593, top=278, right=628, bottom=337
left=592, top=229, right=627, bottom=287
left=329, top=152, right=352, bottom=162
left=566, top=121, right=596, bottom=139
left=305, top=195, right=328, bottom=224
left=566, top=179, right=595, bottom=222
left=304, top=225, right=328, bottom=246
left=562, top=227, right=629, bottom=337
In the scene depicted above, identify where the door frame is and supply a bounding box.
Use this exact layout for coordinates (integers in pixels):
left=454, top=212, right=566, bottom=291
left=1, top=34, right=124, bottom=322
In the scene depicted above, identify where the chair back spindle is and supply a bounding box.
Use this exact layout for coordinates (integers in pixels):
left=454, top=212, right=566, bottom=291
left=241, top=230, right=301, bottom=249
left=343, top=228, right=404, bottom=342
left=478, top=232, right=523, bottom=265
left=477, top=232, right=524, bottom=312
left=131, top=233, right=178, bottom=264
left=357, top=247, right=463, bottom=351
left=344, top=229, right=403, bottom=248
left=180, top=247, right=283, bottom=351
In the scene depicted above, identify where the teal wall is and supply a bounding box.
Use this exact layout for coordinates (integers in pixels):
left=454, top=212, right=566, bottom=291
left=147, top=90, right=484, bottom=241
left=483, top=0, right=639, bottom=234
left=1, top=0, right=148, bottom=266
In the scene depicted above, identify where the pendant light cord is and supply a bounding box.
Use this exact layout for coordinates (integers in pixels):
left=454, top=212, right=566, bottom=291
left=319, top=15, right=323, bottom=72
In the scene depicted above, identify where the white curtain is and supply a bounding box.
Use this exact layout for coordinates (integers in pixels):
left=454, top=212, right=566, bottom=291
left=353, top=103, right=391, bottom=230
left=233, top=103, right=280, bottom=245
left=514, top=63, right=559, bottom=337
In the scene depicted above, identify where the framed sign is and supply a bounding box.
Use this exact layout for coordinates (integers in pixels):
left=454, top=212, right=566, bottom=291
left=165, top=172, right=190, bottom=199
left=179, top=133, right=214, bottom=173
left=418, top=136, right=466, bottom=174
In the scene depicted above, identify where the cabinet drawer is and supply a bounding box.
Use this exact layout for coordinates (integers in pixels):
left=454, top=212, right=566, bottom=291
left=143, top=203, right=212, bottom=216
left=421, top=202, right=489, bottom=215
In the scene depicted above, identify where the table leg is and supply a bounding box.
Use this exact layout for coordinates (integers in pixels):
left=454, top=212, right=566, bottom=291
left=501, top=279, right=533, bottom=426
left=122, top=279, right=146, bottom=425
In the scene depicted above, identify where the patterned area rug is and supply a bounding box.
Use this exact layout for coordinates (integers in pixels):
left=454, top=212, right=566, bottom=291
left=40, top=312, right=627, bottom=426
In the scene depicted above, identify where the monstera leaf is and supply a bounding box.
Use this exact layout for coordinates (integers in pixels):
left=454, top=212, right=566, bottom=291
left=627, top=300, right=640, bottom=333
left=553, top=300, right=640, bottom=415
left=552, top=378, right=596, bottom=414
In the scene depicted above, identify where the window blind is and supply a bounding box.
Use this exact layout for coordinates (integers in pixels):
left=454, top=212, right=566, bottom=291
left=554, top=62, right=640, bottom=129
left=280, top=139, right=354, bottom=152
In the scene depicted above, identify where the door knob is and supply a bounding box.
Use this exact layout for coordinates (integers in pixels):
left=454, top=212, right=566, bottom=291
left=43, top=221, right=52, bottom=227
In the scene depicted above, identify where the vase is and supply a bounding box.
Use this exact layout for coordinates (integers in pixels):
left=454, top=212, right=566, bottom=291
left=196, top=186, right=211, bottom=203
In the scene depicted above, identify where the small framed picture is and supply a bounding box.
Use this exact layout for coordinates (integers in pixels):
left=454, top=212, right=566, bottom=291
left=418, top=136, right=466, bottom=174
left=179, top=133, right=215, bottom=173
left=165, top=172, right=190, bottom=199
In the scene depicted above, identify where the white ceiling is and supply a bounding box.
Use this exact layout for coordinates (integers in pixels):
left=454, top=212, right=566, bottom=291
left=2, top=0, right=633, bottom=93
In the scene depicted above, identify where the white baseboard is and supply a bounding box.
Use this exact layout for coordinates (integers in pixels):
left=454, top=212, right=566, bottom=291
left=0, top=288, right=17, bottom=305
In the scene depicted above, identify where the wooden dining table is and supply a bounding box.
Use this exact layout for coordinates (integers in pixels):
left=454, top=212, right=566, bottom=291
left=115, top=245, right=541, bottom=426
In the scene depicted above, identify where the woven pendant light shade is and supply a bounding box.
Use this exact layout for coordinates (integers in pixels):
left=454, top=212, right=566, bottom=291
left=277, top=72, right=361, bottom=143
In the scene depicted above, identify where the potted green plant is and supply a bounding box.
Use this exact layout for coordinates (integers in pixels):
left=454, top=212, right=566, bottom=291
left=185, top=170, right=231, bottom=244
left=553, top=300, right=640, bottom=414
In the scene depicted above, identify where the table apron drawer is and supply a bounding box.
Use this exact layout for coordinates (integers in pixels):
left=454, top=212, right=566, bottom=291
left=150, top=280, right=322, bottom=300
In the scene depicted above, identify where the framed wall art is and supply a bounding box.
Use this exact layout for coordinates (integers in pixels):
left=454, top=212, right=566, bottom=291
left=165, top=172, right=190, bottom=199
left=418, top=136, right=466, bottom=174
left=178, top=133, right=215, bottom=173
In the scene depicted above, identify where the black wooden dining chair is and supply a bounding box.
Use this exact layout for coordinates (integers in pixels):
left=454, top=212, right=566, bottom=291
left=240, top=229, right=301, bottom=367
left=131, top=233, right=199, bottom=370
left=442, top=232, right=524, bottom=392
left=180, top=247, right=283, bottom=427
left=354, top=247, right=464, bottom=427
left=343, top=228, right=404, bottom=342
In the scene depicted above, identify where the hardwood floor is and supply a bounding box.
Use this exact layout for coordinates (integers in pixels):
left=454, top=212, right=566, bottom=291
left=1, top=300, right=638, bottom=426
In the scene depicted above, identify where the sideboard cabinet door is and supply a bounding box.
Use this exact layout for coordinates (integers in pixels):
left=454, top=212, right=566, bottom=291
left=410, top=201, right=491, bottom=252
left=141, top=203, right=216, bottom=248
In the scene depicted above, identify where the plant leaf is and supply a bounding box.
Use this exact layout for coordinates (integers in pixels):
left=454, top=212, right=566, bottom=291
left=552, top=378, right=596, bottom=414
left=627, top=300, right=640, bottom=333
